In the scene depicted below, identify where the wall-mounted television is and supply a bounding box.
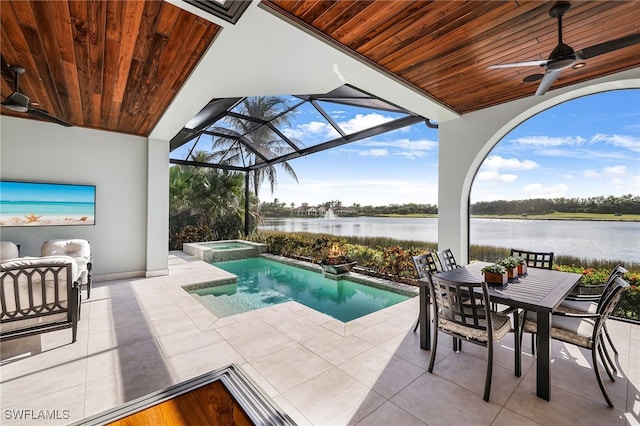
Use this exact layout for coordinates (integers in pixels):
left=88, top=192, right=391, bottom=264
left=0, top=180, right=96, bottom=227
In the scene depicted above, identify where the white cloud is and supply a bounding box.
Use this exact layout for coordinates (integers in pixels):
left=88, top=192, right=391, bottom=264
left=291, top=121, right=341, bottom=140
left=482, top=155, right=538, bottom=171
left=358, top=138, right=437, bottom=160
left=284, top=112, right=410, bottom=144
left=338, top=113, right=394, bottom=134
left=477, top=171, right=518, bottom=183
left=395, top=151, right=426, bottom=160
left=359, top=148, right=388, bottom=157
left=522, top=183, right=569, bottom=198
left=591, top=133, right=640, bottom=153
left=583, top=169, right=601, bottom=178
left=363, top=138, right=437, bottom=151
left=510, top=135, right=586, bottom=147
left=603, top=165, right=627, bottom=177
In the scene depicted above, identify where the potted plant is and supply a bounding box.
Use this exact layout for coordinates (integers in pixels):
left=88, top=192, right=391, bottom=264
left=481, top=263, right=507, bottom=285
left=498, top=256, right=520, bottom=281
left=515, top=256, right=528, bottom=276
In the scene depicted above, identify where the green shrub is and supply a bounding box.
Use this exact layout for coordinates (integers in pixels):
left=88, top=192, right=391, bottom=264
left=379, top=246, right=418, bottom=280
left=345, top=244, right=383, bottom=268
left=245, top=231, right=639, bottom=321
left=170, top=225, right=214, bottom=250
left=615, top=284, right=640, bottom=321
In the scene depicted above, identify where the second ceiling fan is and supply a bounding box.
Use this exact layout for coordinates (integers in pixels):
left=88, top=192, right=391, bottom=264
left=489, top=2, right=640, bottom=96
left=1, top=65, right=72, bottom=127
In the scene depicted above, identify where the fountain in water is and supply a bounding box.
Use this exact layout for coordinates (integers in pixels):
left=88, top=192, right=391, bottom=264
left=324, top=208, right=335, bottom=219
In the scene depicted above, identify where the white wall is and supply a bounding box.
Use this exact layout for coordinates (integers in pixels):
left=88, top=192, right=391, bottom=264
left=0, top=115, right=164, bottom=279
left=438, top=69, right=640, bottom=264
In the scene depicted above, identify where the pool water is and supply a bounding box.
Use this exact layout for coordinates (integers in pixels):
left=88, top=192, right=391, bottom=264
left=190, top=257, right=412, bottom=322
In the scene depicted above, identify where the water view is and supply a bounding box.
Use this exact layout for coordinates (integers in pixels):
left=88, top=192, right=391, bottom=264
left=259, top=217, right=639, bottom=263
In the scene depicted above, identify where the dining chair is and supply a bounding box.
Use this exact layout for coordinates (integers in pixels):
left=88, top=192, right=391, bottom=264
left=436, top=248, right=459, bottom=271
left=510, top=248, right=554, bottom=354
left=558, top=265, right=628, bottom=361
left=426, top=273, right=520, bottom=401
left=411, top=253, right=441, bottom=332
left=521, top=276, right=629, bottom=407
left=510, top=248, right=554, bottom=270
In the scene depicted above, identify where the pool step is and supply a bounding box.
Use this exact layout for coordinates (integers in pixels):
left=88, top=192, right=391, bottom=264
left=191, top=293, right=247, bottom=318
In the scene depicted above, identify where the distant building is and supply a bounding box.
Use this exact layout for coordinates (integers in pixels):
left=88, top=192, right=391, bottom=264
left=293, top=204, right=358, bottom=216
left=293, top=204, right=327, bottom=216
left=334, top=206, right=357, bottom=216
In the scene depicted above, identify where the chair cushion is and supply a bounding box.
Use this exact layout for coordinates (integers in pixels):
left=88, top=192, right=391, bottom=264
left=558, top=299, right=597, bottom=314
left=0, top=241, right=19, bottom=262
left=523, top=311, right=594, bottom=348
left=41, top=239, right=90, bottom=258
left=438, top=312, right=511, bottom=342
left=41, top=239, right=90, bottom=284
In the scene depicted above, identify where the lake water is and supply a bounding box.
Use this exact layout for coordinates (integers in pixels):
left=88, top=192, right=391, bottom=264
left=258, top=216, right=640, bottom=263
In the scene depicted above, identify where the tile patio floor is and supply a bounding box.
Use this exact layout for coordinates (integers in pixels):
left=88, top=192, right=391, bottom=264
left=1, top=252, right=638, bottom=425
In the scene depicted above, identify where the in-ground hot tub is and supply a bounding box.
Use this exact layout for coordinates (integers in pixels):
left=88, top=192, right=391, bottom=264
left=182, top=240, right=267, bottom=262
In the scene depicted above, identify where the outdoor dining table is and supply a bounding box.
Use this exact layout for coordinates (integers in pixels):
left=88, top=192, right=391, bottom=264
left=417, top=262, right=582, bottom=401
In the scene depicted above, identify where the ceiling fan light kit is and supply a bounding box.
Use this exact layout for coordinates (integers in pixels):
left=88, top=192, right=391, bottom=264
left=2, top=92, right=29, bottom=112
left=1, top=65, right=72, bottom=127
left=489, top=1, right=640, bottom=96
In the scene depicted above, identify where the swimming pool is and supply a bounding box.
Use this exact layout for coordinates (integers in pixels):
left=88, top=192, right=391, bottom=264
left=188, top=257, right=415, bottom=322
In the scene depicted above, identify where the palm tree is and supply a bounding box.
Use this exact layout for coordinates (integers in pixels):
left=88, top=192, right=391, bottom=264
left=207, top=97, right=300, bottom=198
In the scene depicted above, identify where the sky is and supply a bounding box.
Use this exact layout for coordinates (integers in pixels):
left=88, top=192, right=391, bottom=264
left=0, top=181, right=95, bottom=203
left=255, top=89, right=640, bottom=207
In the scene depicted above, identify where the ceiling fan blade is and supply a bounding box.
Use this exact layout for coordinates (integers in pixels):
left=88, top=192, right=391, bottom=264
left=576, top=32, right=640, bottom=60
left=488, top=60, right=548, bottom=69
left=27, top=108, right=73, bottom=127
left=535, top=70, right=561, bottom=96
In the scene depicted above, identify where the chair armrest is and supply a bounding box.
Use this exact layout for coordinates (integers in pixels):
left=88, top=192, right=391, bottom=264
left=498, top=306, right=519, bottom=315
left=552, top=311, right=598, bottom=319
left=563, top=294, right=600, bottom=302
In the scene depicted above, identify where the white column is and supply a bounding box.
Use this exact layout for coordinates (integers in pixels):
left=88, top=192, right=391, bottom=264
left=146, top=137, right=169, bottom=277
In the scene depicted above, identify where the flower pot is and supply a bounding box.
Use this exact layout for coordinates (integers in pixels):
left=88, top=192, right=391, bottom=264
left=517, top=263, right=528, bottom=276
left=506, top=267, right=518, bottom=281
left=484, top=271, right=507, bottom=285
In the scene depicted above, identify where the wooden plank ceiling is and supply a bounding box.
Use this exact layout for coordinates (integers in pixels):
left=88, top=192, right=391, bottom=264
left=1, top=1, right=639, bottom=135
left=0, top=1, right=219, bottom=135
left=263, top=0, right=640, bottom=114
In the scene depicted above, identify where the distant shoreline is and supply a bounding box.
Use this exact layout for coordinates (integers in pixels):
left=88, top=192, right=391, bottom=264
left=269, top=213, right=640, bottom=222
left=376, top=213, right=640, bottom=222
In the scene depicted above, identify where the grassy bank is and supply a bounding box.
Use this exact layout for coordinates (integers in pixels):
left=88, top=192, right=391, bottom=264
left=375, top=212, right=640, bottom=221
left=249, top=231, right=639, bottom=273
left=472, top=212, right=640, bottom=221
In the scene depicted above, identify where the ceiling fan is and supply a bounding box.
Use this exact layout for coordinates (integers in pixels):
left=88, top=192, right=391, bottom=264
left=489, top=1, right=640, bottom=96
left=1, top=65, right=72, bottom=127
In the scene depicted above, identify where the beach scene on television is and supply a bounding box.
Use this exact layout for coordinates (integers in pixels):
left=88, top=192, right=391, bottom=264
left=0, top=181, right=96, bottom=227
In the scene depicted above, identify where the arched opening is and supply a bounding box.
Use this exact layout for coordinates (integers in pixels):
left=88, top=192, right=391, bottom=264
left=469, top=89, right=639, bottom=266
